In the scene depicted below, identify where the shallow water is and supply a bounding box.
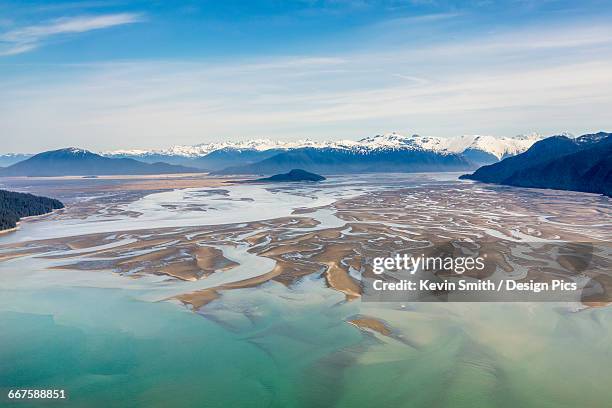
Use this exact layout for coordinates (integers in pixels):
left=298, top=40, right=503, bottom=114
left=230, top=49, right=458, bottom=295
left=1, top=174, right=611, bottom=407
left=0, top=173, right=456, bottom=243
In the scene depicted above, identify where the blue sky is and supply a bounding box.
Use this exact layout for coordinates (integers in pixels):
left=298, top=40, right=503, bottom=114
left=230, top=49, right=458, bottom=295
left=1, top=0, right=612, bottom=152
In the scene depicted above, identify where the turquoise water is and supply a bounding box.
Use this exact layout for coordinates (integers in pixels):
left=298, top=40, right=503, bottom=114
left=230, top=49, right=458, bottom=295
left=0, top=281, right=362, bottom=408
left=2, top=279, right=612, bottom=407
left=1, top=176, right=611, bottom=407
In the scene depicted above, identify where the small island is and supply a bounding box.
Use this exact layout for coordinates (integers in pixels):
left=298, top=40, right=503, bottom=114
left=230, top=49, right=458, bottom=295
left=0, top=189, right=64, bottom=232
left=255, top=169, right=326, bottom=182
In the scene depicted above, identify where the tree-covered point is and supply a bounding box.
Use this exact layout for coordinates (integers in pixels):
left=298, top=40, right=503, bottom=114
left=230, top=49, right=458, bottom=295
left=0, top=189, right=64, bottom=231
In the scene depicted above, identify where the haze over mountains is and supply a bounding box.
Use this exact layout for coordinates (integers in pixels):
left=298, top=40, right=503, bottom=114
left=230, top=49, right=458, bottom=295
left=216, top=147, right=472, bottom=174
left=461, top=132, right=612, bottom=197
left=0, top=148, right=198, bottom=177
left=0, top=153, right=32, bottom=167
left=3, top=132, right=607, bottom=187
left=103, top=133, right=544, bottom=170
left=1, top=133, right=545, bottom=176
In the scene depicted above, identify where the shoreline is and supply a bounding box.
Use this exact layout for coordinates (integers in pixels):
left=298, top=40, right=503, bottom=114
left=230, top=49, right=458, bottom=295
left=0, top=207, right=64, bottom=235
left=0, top=227, right=18, bottom=235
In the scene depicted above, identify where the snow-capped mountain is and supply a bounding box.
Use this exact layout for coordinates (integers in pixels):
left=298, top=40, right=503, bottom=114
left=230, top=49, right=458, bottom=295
left=347, top=132, right=545, bottom=159
left=205, top=132, right=552, bottom=175
left=103, top=133, right=544, bottom=161
left=0, top=148, right=198, bottom=177
left=105, top=139, right=332, bottom=158
left=440, top=134, right=545, bottom=159
left=460, top=132, right=611, bottom=196
left=0, top=153, right=33, bottom=167
left=0, top=132, right=599, bottom=176
left=0, top=133, right=546, bottom=174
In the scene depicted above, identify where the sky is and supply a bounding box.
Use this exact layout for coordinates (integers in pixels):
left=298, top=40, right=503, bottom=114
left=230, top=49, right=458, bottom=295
left=1, top=0, right=612, bottom=152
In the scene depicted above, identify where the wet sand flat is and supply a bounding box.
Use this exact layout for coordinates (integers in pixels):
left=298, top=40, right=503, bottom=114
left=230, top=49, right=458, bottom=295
left=1, top=176, right=609, bottom=312
left=1, top=174, right=611, bottom=407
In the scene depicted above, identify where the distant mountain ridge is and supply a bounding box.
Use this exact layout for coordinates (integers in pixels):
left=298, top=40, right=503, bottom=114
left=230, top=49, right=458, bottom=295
left=460, top=132, right=612, bottom=197
left=102, top=133, right=545, bottom=170
left=0, top=153, right=32, bottom=167
left=0, top=148, right=200, bottom=177
left=216, top=146, right=472, bottom=175
left=193, top=148, right=286, bottom=171
left=0, top=132, right=573, bottom=177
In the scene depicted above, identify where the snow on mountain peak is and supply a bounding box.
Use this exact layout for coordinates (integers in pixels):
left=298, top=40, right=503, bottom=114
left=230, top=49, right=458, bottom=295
left=62, top=147, right=92, bottom=155
left=103, top=132, right=546, bottom=160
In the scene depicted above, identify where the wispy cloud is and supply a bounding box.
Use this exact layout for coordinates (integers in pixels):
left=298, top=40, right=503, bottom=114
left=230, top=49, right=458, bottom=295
left=1, top=18, right=611, bottom=151
left=380, top=12, right=463, bottom=26
left=0, top=13, right=143, bottom=56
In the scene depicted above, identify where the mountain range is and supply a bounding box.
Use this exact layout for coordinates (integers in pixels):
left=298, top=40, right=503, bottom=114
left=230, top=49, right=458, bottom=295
left=0, top=153, right=32, bottom=167
left=0, top=132, right=607, bottom=197
left=0, top=148, right=199, bottom=177
left=460, top=132, right=612, bottom=196
left=102, top=133, right=545, bottom=171
left=215, top=147, right=472, bottom=174
left=2, top=132, right=595, bottom=178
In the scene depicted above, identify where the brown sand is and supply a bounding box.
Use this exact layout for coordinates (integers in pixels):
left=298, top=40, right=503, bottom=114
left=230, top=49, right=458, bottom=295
left=323, top=261, right=361, bottom=300
left=174, top=289, right=220, bottom=309
left=2, top=178, right=610, bottom=313
left=194, top=246, right=239, bottom=273
left=348, top=316, right=392, bottom=336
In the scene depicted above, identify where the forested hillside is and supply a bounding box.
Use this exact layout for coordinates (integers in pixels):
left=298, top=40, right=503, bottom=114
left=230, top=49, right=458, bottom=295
left=0, top=189, right=64, bottom=231
left=460, top=132, right=611, bottom=197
